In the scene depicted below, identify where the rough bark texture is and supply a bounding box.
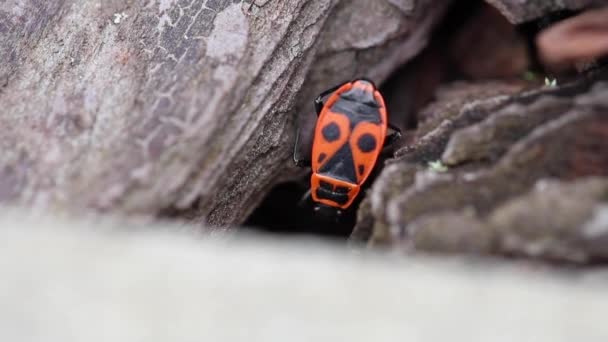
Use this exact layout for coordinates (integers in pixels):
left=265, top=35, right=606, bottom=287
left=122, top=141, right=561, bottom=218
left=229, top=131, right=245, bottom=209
left=0, top=0, right=447, bottom=226
left=2, top=210, right=608, bottom=341
left=353, top=69, right=608, bottom=263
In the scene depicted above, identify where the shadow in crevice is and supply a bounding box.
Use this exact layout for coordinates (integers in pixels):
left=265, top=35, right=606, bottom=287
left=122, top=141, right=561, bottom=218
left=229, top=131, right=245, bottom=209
left=244, top=181, right=357, bottom=238
left=245, top=0, right=584, bottom=240
left=243, top=1, right=487, bottom=239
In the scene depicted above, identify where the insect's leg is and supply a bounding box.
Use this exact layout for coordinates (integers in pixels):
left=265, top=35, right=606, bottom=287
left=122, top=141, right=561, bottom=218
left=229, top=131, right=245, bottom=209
left=384, top=123, right=402, bottom=148
left=314, top=96, right=325, bottom=116
left=388, top=122, right=401, bottom=133
left=314, top=82, right=346, bottom=116
left=293, top=128, right=311, bottom=167
left=297, top=189, right=312, bottom=209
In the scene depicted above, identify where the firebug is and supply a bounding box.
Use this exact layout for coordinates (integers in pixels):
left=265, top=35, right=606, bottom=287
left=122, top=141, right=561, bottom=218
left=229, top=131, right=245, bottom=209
left=294, top=78, right=401, bottom=220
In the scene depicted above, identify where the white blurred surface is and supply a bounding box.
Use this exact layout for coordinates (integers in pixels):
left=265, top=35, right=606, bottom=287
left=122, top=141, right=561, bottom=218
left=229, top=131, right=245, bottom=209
left=0, top=210, right=607, bottom=342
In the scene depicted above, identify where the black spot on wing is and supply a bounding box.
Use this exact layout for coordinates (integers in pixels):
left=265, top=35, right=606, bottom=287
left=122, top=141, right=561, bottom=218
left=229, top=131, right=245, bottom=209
left=322, top=122, right=341, bottom=142
left=358, top=164, right=365, bottom=176
left=318, top=143, right=357, bottom=184
left=357, top=134, right=377, bottom=153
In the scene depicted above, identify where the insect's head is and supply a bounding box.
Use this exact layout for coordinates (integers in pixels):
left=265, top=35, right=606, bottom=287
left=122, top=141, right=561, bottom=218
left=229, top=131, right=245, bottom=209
left=312, top=203, right=343, bottom=222
left=344, top=79, right=378, bottom=107
left=354, top=78, right=377, bottom=90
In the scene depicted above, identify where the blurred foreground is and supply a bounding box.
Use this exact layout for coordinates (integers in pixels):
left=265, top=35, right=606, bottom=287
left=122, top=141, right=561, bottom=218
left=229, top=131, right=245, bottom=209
left=0, top=209, right=607, bottom=341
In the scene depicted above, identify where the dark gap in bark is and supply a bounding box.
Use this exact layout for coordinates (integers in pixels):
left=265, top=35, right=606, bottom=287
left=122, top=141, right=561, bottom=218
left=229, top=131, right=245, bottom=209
left=381, top=0, right=486, bottom=133
left=243, top=0, right=491, bottom=239
left=237, top=1, right=599, bottom=239
left=244, top=181, right=357, bottom=238
left=518, top=9, right=582, bottom=73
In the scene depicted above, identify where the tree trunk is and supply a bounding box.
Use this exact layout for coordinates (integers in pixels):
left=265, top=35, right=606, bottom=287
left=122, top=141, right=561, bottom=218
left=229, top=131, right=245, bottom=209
left=0, top=0, right=448, bottom=226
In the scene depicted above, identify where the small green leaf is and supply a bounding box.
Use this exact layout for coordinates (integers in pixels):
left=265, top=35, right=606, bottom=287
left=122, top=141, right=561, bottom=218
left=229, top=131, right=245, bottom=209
left=428, top=160, right=448, bottom=172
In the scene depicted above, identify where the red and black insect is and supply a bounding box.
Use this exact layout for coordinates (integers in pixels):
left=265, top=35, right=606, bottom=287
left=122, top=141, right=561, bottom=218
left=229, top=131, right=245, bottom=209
left=294, top=78, right=401, bottom=219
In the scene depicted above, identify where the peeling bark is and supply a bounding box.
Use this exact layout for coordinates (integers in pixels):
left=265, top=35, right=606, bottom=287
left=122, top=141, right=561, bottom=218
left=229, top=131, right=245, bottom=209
left=354, top=70, right=608, bottom=262
left=407, top=178, right=608, bottom=263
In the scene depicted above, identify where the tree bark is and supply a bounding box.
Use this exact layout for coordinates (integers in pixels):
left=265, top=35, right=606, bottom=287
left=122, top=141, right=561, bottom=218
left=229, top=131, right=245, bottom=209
left=0, top=0, right=448, bottom=226
left=353, top=69, right=608, bottom=263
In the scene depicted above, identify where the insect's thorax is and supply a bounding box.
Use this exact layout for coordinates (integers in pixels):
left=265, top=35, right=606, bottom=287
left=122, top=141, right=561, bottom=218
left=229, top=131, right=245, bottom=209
left=312, top=92, right=386, bottom=182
